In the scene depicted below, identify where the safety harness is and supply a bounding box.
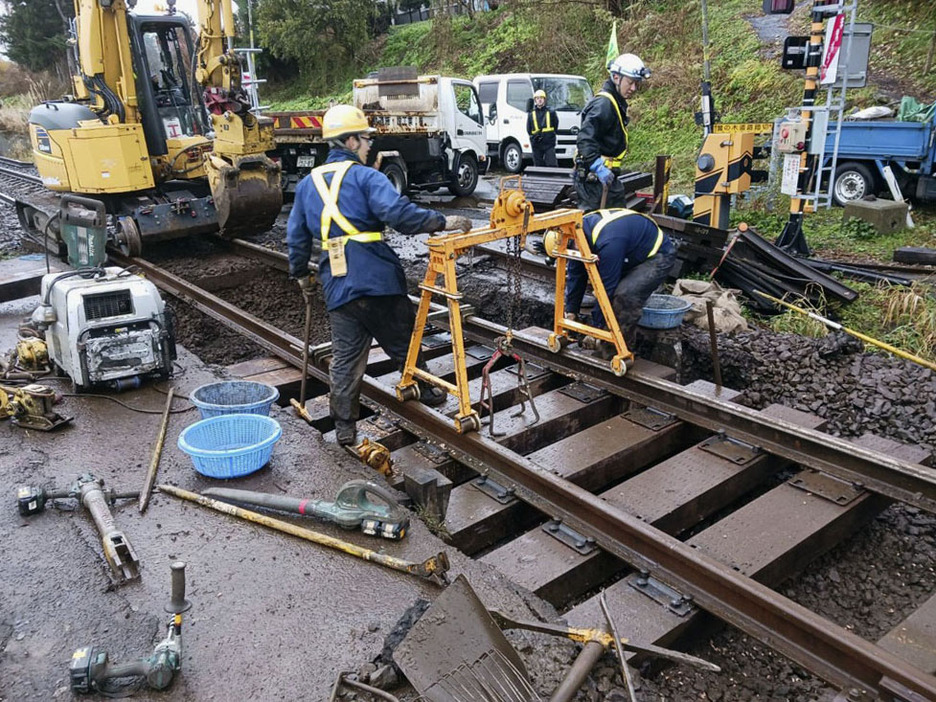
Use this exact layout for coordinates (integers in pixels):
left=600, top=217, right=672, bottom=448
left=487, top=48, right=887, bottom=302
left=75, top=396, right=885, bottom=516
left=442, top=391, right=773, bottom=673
left=530, top=109, right=554, bottom=135
left=596, top=91, right=629, bottom=168
left=310, top=161, right=383, bottom=245
left=589, top=208, right=663, bottom=259
left=310, top=160, right=383, bottom=277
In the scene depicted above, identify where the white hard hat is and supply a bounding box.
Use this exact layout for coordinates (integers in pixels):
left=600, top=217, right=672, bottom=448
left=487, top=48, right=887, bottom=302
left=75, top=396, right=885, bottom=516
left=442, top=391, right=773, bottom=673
left=609, top=53, right=651, bottom=81
left=533, top=89, right=547, bottom=99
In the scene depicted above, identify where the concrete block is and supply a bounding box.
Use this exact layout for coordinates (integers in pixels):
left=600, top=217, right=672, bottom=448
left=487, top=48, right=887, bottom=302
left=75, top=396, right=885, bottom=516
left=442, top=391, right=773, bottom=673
left=843, top=198, right=908, bottom=235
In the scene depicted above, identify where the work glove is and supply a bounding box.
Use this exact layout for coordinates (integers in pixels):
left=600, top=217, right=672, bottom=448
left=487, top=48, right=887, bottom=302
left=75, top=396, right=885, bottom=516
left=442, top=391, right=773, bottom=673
left=589, top=158, right=615, bottom=187
left=443, top=215, right=472, bottom=233
left=295, top=275, right=314, bottom=296
left=529, top=239, right=556, bottom=266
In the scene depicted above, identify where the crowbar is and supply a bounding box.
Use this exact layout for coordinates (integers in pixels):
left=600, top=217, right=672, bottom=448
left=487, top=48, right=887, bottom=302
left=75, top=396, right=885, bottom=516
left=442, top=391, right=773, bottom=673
left=157, top=484, right=449, bottom=585
left=488, top=610, right=720, bottom=671
left=139, top=388, right=174, bottom=513
left=752, top=289, right=936, bottom=372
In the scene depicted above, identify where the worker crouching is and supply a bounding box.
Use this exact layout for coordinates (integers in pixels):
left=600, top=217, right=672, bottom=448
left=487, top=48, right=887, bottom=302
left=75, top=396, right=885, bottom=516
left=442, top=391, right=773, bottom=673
left=286, top=104, right=471, bottom=446
left=550, top=209, right=676, bottom=358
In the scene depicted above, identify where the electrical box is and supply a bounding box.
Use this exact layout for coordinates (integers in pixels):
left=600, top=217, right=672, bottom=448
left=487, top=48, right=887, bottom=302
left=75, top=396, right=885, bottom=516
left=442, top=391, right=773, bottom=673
left=763, top=0, right=795, bottom=14
left=776, top=120, right=808, bottom=153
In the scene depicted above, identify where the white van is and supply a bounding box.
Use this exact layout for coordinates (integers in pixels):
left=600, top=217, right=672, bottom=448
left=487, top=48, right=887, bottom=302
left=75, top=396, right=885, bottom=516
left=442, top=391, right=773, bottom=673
left=473, top=73, right=593, bottom=172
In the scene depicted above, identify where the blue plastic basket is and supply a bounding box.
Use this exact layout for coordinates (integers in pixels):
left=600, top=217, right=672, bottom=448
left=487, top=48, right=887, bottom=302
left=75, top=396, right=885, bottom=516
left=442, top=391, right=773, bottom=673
left=190, top=381, right=279, bottom=419
left=638, top=294, right=693, bottom=330
left=178, top=414, right=282, bottom=479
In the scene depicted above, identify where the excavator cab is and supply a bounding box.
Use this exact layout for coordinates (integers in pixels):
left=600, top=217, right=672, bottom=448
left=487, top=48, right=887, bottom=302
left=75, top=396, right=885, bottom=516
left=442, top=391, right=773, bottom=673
left=131, top=16, right=211, bottom=181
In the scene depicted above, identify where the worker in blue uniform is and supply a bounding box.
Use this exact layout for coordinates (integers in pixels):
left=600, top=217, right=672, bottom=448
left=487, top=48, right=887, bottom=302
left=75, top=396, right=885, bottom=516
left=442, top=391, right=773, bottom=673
left=538, top=208, right=676, bottom=358
left=287, top=104, right=472, bottom=446
left=574, top=53, right=651, bottom=212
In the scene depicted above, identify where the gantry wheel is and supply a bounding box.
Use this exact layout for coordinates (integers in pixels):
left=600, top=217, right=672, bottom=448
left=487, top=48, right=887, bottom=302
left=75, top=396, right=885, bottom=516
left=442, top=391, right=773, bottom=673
left=115, top=217, right=143, bottom=257
left=547, top=333, right=568, bottom=354
left=455, top=412, right=481, bottom=434
left=611, top=356, right=628, bottom=377
left=396, top=383, right=420, bottom=402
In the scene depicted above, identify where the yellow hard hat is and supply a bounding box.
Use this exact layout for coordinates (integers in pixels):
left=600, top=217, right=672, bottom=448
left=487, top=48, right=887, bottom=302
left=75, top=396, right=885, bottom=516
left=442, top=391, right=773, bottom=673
left=533, top=89, right=547, bottom=99
left=542, top=229, right=560, bottom=257
left=322, top=104, right=375, bottom=140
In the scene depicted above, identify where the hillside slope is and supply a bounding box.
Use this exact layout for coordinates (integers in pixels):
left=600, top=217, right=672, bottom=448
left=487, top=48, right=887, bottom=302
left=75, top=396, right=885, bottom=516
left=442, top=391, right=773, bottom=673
left=267, top=0, right=935, bottom=190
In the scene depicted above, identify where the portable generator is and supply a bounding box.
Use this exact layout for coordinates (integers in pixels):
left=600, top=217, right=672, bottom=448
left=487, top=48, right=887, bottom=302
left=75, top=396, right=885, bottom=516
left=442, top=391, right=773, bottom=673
left=31, top=268, right=176, bottom=390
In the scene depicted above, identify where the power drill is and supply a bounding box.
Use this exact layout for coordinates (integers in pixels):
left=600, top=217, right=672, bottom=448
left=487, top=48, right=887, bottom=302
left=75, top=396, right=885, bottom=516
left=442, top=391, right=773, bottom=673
left=70, top=562, right=192, bottom=695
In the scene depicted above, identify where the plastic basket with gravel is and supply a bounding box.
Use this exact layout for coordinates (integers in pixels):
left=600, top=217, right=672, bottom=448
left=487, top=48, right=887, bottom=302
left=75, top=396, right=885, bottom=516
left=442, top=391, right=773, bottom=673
left=189, top=381, right=280, bottom=419
left=638, top=294, right=693, bottom=330
left=178, top=414, right=282, bottom=479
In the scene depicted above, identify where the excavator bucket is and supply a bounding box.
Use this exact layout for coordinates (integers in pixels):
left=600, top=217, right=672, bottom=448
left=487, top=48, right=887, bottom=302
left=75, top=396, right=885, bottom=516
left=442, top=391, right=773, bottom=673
left=206, top=153, right=283, bottom=237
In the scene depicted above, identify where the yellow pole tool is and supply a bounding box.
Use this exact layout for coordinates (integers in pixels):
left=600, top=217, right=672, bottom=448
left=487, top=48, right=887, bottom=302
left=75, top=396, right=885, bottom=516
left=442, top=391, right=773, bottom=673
left=752, top=290, right=936, bottom=373
left=157, top=484, right=449, bottom=585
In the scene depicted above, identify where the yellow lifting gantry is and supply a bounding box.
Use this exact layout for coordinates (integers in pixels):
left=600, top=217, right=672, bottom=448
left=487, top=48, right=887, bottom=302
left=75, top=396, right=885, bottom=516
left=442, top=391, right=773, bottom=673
left=396, top=177, right=633, bottom=434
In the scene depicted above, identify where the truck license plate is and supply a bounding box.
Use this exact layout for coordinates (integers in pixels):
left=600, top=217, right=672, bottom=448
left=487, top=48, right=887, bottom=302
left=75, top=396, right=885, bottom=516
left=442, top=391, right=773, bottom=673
left=296, top=155, right=316, bottom=168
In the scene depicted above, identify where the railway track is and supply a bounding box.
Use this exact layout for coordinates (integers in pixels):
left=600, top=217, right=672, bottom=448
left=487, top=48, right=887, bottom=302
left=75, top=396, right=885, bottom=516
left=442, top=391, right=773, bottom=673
left=108, top=245, right=936, bottom=701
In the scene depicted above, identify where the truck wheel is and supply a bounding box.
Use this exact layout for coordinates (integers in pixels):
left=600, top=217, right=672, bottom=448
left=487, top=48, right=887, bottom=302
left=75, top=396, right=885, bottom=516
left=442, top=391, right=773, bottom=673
left=502, top=142, right=523, bottom=173
left=833, top=162, right=875, bottom=206
left=381, top=162, right=408, bottom=194
left=448, top=155, right=479, bottom=197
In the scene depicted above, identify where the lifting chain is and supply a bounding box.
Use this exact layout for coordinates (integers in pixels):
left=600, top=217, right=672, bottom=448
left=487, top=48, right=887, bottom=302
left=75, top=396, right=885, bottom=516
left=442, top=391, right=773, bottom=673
left=504, top=203, right=528, bottom=335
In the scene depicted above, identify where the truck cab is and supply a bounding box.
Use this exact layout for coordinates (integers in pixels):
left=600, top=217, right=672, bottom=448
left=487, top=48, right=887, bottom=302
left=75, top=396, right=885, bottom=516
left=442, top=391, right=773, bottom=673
left=473, top=73, right=592, bottom=172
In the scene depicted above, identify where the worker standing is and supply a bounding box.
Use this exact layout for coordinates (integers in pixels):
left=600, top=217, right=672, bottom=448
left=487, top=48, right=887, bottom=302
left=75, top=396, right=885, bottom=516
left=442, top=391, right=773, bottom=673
left=526, top=89, right=558, bottom=167
left=543, top=208, right=675, bottom=358
left=573, top=53, right=651, bottom=211
left=287, top=104, right=472, bottom=446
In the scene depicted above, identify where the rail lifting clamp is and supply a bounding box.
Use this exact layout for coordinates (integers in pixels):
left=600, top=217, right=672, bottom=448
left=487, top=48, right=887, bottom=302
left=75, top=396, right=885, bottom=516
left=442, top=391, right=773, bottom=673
left=397, top=176, right=632, bottom=434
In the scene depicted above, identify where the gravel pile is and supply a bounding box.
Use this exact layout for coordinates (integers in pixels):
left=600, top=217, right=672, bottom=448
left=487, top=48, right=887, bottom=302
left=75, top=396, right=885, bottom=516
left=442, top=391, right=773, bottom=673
left=617, top=326, right=936, bottom=701
left=683, top=326, right=936, bottom=452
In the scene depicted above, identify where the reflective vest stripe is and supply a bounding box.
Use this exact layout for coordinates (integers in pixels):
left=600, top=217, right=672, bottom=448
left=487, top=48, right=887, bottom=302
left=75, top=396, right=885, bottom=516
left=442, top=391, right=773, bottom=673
left=310, top=162, right=382, bottom=245
left=531, top=110, right=554, bottom=135
left=596, top=91, right=628, bottom=167
left=590, top=208, right=664, bottom=259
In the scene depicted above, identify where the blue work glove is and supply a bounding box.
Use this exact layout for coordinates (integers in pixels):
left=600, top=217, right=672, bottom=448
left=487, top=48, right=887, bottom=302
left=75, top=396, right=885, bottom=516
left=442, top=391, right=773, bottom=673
left=589, top=158, right=615, bottom=187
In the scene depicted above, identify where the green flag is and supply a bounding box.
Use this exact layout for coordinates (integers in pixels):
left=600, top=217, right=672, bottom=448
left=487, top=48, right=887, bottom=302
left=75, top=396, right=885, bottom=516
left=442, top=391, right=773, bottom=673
left=606, top=20, right=619, bottom=69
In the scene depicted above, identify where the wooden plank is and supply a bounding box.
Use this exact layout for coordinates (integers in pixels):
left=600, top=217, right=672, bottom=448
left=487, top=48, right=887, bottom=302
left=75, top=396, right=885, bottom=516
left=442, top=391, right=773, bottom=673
left=445, top=386, right=621, bottom=554
left=568, top=426, right=927, bottom=659
left=489, top=404, right=821, bottom=608
left=879, top=592, right=936, bottom=674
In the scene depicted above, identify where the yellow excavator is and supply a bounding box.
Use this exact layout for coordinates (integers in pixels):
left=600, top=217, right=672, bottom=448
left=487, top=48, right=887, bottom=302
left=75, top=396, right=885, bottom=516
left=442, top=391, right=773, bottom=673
left=22, top=0, right=281, bottom=255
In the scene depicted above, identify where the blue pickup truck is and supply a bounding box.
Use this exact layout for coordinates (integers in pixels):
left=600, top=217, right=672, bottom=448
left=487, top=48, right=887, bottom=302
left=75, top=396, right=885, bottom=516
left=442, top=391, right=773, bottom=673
left=827, top=113, right=936, bottom=205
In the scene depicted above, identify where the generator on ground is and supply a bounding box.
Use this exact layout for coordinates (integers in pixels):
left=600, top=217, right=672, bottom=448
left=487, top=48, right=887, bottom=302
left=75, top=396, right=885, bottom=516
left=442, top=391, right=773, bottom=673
left=30, top=268, right=176, bottom=391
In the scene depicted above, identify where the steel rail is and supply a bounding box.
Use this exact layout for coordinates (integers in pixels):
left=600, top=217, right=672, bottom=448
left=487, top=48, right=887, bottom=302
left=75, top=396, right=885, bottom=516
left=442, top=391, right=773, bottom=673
left=456, top=318, right=936, bottom=515
left=376, top=396, right=936, bottom=700
left=115, top=253, right=936, bottom=698
left=0, top=156, right=35, bottom=169
left=0, top=165, right=42, bottom=185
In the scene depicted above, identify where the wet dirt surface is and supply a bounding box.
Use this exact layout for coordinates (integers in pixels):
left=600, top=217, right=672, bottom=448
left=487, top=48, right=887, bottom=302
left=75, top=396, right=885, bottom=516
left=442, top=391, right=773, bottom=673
left=0, top=288, right=585, bottom=701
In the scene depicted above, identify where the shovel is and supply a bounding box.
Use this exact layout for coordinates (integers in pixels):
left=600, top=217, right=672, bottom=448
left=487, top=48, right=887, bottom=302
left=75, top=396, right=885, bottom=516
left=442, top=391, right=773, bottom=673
left=394, top=575, right=540, bottom=701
